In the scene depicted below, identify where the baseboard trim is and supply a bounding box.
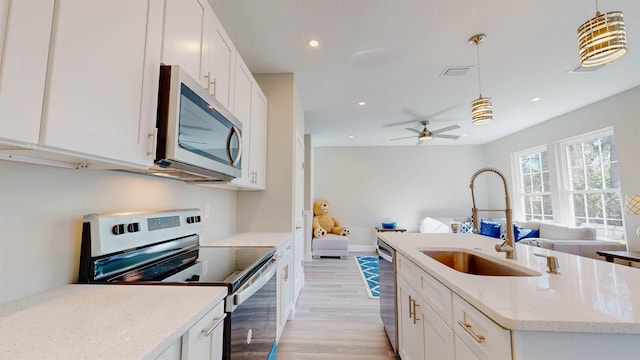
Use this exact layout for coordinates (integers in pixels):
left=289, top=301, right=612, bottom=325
left=349, top=245, right=376, bottom=252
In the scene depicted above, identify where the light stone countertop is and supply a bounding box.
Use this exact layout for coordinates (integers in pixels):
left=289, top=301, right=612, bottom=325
left=0, top=284, right=227, bottom=359
left=200, top=232, right=292, bottom=248
left=378, top=232, right=640, bottom=334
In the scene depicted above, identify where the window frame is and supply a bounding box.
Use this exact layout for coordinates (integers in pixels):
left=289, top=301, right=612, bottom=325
left=511, top=145, right=553, bottom=222
left=555, top=126, right=626, bottom=241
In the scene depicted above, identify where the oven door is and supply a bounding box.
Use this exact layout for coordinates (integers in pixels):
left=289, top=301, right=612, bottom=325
left=224, top=258, right=278, bottom=360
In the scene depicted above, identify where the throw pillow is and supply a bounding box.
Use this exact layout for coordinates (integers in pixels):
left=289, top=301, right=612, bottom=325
left=514, top=225, right=539, bottom=242
left=460, top=221, right=474, bottom=233
left=480, top=220, right=501, bottom=238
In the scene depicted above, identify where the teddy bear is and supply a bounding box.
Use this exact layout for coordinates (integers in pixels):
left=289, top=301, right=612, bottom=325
left=312, top=200, right=350, bottom=238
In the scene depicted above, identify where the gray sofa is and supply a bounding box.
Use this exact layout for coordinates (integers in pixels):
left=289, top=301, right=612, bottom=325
left=515, top=221, right=626, bottom=260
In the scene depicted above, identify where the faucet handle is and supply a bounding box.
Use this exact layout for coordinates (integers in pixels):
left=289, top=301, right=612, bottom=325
left=534, top=253, right=560, bottom=274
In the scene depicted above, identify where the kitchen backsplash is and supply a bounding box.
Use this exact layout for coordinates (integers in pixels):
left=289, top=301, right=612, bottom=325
left=0, top=160, right=237, bottom=304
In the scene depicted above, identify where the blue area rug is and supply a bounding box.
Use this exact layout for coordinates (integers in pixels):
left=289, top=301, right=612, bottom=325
left=354, top=256, right=380, bottom=298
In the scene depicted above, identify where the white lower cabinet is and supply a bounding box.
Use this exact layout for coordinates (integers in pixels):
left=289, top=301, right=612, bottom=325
left=397, top=276, right=425, bottom=360
left=277, top=238, right=293, bottom=340
left=454, top=335, right=480, bottom=360
left=396, top=254, right=512, bottom=360
left=181, top=301, right=225, bottom=360
left=452, top=294, right=511, bottom=360
left=423, top=296, right=455, bottom=359
left=155, top=338, right=182, bottom=360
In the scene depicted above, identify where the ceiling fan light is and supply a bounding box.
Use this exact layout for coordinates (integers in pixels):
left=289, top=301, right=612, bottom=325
left=471, top=96, right=493, bottom=125
left=578, top=11, right=627, bottom=67
left=419, top=134, right=432, bottom=140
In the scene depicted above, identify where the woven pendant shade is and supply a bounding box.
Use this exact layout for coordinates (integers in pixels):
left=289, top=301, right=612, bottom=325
left=471, top=96, right=493, bottom=125
left=469, top=34, right=493, bottom=125
left=578, top=10, right=627, bottom=67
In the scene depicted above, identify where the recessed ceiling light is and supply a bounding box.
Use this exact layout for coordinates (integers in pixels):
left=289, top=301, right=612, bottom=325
left=308, top=39, right=319, bottom=48
left=348, top=135, right=354, bottom=139
left=357, top=101, right=366, bottom=106
left=530, top=97, right=541, bottom=102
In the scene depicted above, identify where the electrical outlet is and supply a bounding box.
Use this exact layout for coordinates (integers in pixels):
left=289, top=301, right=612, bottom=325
left=203, top=204, right=210, bottom=219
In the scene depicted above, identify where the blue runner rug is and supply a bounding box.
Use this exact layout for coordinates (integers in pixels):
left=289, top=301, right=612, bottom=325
left=354, top=256, right=380, bottom=298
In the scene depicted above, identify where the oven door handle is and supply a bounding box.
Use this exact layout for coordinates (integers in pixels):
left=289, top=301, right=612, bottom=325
left=227, top=257, right=277, bottom=312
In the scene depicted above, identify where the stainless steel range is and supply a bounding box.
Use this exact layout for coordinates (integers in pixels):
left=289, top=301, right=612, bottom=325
left=77, top=209, right=278, bottom=360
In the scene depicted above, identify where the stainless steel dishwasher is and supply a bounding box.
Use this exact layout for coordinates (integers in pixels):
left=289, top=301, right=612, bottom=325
left=378, top=238, right=397, bottom=355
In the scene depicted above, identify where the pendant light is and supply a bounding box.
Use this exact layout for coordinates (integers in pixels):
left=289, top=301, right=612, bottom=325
left=577, top=0, right=627, bottom=67
left=469, top=34, right=492, bottom=125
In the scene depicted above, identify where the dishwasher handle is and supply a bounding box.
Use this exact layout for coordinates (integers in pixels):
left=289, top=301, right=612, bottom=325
left=377, top=246, right=393, bottom=263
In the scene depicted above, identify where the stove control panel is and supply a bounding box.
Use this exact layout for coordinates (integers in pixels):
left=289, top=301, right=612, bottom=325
left=83, top=209, right=203, bottom=256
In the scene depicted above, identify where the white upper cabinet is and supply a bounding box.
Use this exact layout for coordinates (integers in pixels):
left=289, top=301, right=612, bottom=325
left=161, top=0, right=207, bottom=88
left=227, top=56, right=267, bottom=190
left=0, top=0, right=53, bottom=145
left=162, top=0, right=234, bottom=112
left=248, top=84, right=267, bottom=189
left=40, top=0, right=163, bottom=167
left=203, top=8, right=234, bottom=110
left=230, top=56, right=253, bottom=187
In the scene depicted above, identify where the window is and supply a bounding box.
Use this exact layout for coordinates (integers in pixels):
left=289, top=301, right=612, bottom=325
left=559, top=128, right=625, bottom=241
left=512, top=147, right=553, bottom=221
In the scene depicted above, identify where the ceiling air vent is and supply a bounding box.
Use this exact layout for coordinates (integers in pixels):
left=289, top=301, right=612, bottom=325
left=567, top=64, right=606, bottom=73
left=440, top=66, right=472, bottom=77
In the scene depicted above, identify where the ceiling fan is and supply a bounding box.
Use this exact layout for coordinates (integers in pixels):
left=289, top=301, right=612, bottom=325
left=390, top=120, right=461, bottom=145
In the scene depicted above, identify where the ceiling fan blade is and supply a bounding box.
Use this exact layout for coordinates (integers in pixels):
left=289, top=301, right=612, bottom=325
left=384, top=119, right=419, bottom=127
left=405, top=128, right=422, bottom=134
left=430, top=124, right=461, bottom=134
left=431, top=133, right=461, bottom=140
left=390, top=135, right=417, bottom=141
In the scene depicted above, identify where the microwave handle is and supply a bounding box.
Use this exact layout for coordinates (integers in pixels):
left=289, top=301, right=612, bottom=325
left=226, top=126, right=242, bottom=166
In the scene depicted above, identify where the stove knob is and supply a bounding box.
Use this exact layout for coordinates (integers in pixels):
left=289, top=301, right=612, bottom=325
left=196, top=216, right=201, bottom=223
left=186, top=216, right=194, bottom=224
left=112, top=224, right=125, bottom=235
left=127, top=222, right=140, bottom=233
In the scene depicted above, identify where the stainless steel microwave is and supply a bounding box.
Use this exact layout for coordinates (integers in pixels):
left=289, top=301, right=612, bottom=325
left=131, top=65, right=242, bottom=182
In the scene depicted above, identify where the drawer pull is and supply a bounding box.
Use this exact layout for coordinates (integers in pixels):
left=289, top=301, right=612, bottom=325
left=202, top=313, right=227, bottom=336
left=457, top=320, right=485, bottom=343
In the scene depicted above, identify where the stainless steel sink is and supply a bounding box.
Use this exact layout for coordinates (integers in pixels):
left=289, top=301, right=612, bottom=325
left=422, top=249, right=540, bottom=277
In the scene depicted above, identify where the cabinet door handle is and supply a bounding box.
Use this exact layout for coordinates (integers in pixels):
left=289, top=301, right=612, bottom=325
left=211, top=78, right=217, bottom=97
left=408, top=295, right=414, bottom=319
left=457, top=320, right=485, bottom=343
left=202, top=313, right=227, bottom=337
left=412, top=299, right=420, bottom=324
left=204, top=72, right=211, bottom=91
left=147, top=129, right=158, bottom=157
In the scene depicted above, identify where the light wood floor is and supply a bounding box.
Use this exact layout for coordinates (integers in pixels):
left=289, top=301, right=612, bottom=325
left=276, top=252, right=397, bottom=359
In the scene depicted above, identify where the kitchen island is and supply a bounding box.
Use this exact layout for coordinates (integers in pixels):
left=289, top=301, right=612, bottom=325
left=378, top=232, right=640, bottom=359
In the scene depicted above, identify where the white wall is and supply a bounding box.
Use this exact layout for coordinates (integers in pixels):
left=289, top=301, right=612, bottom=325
left=314, top=145, right=487, bottom=249
left=484, top=86, right=640, bottom=250
left=0, top=161, right=237, bottom=304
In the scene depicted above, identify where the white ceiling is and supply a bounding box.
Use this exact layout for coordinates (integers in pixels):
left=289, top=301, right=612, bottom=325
left=208, top=0, right=640, bottom=147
